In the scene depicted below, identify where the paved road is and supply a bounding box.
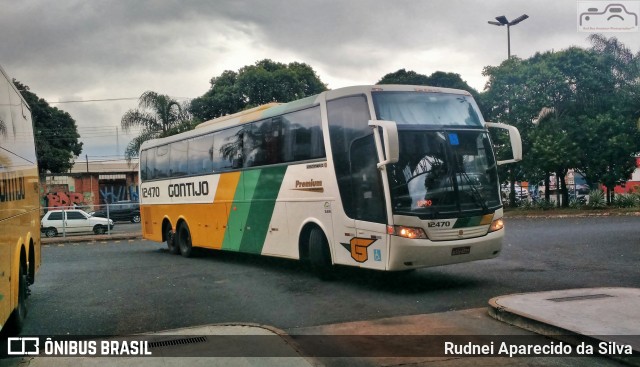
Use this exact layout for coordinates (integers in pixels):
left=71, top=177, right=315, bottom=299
left=22, top=216, right=639, bottom=336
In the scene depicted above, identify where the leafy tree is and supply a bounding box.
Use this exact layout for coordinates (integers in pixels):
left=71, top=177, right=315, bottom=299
left=190, top=59, right=327, bottom=121
left=377, top=69, right=431, bottom=85
left=121, top=91, right=192, bottom=159
left=377, top=69, right=482, bottom=111
left=378, top=69, right=478, bottom=92
left=482, top=35, right=640, bottom=206
left=13, top=80, right=83, bottom=174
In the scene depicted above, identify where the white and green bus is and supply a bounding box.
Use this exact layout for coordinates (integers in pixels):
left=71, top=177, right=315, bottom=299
left=139, top=85, right=521, bottom=275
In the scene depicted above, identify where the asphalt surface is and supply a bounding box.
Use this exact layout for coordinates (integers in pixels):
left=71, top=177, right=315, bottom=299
left=0, top=217, right=640, bottom=366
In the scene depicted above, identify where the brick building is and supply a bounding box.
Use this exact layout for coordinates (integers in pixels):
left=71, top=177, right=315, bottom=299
left=41, top=159, right=139, bottom=210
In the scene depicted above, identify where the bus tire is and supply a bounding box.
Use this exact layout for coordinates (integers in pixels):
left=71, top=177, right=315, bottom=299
left=7, top=264, right=28, bottom=334
left=177, top=222, right=193, bottom=258
left=309, top=227, right=334, bottom=280
left=165, top=226, right=179, bottom=255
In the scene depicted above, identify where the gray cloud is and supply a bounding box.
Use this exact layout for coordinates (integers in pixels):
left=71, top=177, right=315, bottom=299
left=1, top=0, right=638, bottom=158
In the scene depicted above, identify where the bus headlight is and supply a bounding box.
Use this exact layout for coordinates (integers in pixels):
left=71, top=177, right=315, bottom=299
left=489, top=218, right=504, bottom=232
left=391, top=225, right=428, bottom=239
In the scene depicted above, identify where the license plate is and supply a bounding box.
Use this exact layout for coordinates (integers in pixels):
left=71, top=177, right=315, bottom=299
left=451, top=246, right=471, bottom=256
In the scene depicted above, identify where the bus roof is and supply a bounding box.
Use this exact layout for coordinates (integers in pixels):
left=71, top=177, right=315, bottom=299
left=140, top=85, right=472, bottom=150
left=0, top=64, right=32, bottom=111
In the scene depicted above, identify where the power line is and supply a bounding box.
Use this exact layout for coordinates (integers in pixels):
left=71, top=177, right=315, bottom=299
left=48, top=97, right=139, bottom=104
left=47, top=96, right=193, bottom=104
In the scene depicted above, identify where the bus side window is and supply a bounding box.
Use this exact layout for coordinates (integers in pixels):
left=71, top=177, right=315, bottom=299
left=350, top=135, right=386, bottom=223
left=187, top=134, right=213, bottom=175
left=170, top=140, right=188, bottom=177
left=140, top=149, right=148, bottom=181
left=155, top=145, right=170, bottom=179
left=214, top=126, right=243, bottom=171
left=328, top=95, right=384, bottom=221
left=146, top=147, right=157, bottom=180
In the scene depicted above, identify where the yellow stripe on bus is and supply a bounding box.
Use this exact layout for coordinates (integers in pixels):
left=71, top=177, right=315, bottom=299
left=210, top=172, right=241, bottom=249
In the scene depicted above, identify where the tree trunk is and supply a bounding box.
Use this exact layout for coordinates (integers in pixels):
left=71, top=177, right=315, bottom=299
left=555, top=175, right=561, bottom=207
left=509, top=173, right=516, bottom=207
left=559, top=171, right=568, bottom=207
left=544, top=172, right=551, bottom=203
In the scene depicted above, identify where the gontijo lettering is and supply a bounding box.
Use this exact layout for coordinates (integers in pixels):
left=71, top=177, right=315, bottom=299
left=168, top=181, right=209, bottom=197
left=0, top=172, right=26, bottom=202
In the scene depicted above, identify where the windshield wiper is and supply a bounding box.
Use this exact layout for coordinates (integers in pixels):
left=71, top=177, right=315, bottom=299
left=460, top=171, right=488, bottom=211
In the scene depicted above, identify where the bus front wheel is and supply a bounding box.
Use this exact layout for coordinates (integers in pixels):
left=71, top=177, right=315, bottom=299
left=177, top=222, right=193, bottom=258
left=309, top=228, right=334, bottom=280
left=7, top=264, right=28, bottom=334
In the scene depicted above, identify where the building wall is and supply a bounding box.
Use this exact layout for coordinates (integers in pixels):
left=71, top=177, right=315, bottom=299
left=41, top=172, right=138, bottom=210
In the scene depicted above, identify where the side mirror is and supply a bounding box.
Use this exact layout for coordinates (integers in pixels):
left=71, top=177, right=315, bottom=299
left=368, top=120, right=399, bottom=169
left=485, top=122, right=522, bottom=165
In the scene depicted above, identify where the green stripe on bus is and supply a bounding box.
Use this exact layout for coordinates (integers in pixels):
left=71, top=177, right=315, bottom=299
left=241, top=166, right=287, bottom=254
left=453, top=216, right=481, bottom=228
left=222, top=166, right=287, bottom=253
left=222, top=170, right=258, bottom=251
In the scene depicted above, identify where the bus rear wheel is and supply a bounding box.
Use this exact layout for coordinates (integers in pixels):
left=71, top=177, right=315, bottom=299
left=177, top=222, right=193, bottom=258
left=165, top=226, right=179, bottom=254
left=309, top=227, right=334, bottom=280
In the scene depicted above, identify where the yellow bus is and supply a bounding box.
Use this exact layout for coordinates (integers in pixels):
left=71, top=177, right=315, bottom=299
left=139, top=85, right=521, bottom=277
left=0, top=65, right=40, bottom=333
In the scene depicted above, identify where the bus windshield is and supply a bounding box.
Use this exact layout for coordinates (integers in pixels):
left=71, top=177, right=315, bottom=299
left=372, top=91, right=501, bottom=218
left=373, top=91, right=483, bottom=127
left=387, top=130, right=501, bottom=217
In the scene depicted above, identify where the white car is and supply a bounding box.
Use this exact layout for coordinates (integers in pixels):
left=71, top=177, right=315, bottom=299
left=41, top=209, right=114, bottom=237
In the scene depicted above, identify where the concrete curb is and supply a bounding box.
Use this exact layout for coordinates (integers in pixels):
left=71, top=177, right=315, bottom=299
left=151, top=322, right=320, bottom=366
left=41, top=232, right=142, bottom=245
left=488, top=289, right=640, bottom=366
left=504, top=211, right=640, bottom=219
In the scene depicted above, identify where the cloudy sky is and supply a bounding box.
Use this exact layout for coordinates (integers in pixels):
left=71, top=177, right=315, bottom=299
left=1, top=0, right=638, bottom=159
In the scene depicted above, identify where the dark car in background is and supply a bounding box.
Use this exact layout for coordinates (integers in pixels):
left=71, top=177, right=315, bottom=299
left=90, top=200, right=141, bottom=223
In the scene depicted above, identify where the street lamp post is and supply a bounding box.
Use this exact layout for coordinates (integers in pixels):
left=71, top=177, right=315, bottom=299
left=488, top=14, right=529, bottom=58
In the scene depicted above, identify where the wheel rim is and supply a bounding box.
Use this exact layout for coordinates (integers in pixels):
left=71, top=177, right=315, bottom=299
left=166, top=226, right=178, bottom=253
left=132, top=215, right=141, bottom=223
left=17, top=268, right=27, bottom=319
left=45, top=229, right=56, bottom=237
left=179, top=226, right=191, bottom=252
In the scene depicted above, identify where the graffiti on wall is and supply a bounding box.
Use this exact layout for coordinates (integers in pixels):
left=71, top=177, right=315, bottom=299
left=99, top=184, right=139, bottom=203
left=129, top=185, right=139, bottom=201
left=100, top=185, right=126, bottom=204
left=46, top=191, right=84, bottom=208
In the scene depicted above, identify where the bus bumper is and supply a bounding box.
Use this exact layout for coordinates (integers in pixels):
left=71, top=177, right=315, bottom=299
left=387, top=229, right=504, bottom=271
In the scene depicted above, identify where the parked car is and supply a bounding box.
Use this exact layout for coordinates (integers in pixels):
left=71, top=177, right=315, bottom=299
left=501, top=183, right=529, bottom=201
left=90, top=200, right=140, bottom=223
left=41, top=209, right=114, bottom=237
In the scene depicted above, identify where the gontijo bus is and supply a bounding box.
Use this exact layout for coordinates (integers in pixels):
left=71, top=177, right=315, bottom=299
left=139, top=85, right=521, bottom=275
left=0, top=64, right=40, bottom=333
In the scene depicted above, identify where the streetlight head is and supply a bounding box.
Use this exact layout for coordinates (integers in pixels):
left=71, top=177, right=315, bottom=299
left=488, top=21, right=504, bottom=26
left=495, top=15, right=509, bottom=25
left=510, top=14, right=529, bottom=25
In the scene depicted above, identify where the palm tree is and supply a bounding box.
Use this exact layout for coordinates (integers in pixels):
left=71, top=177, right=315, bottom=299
left=121, top=91, right=190, bottom=159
